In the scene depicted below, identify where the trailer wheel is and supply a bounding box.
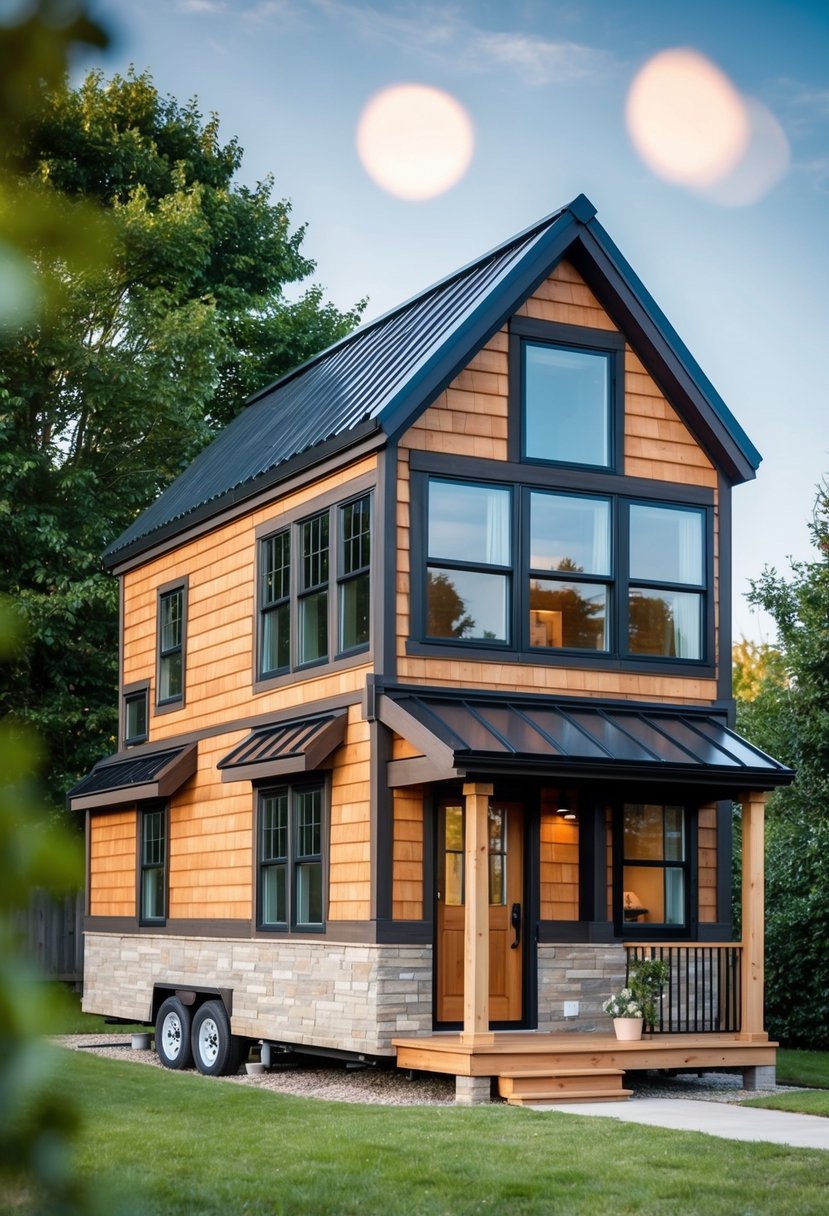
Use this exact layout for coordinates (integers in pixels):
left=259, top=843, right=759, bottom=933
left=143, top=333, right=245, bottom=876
left=191, top=1000, right=244, bottom=1076
left=155, top=996, right=193, bottom=1070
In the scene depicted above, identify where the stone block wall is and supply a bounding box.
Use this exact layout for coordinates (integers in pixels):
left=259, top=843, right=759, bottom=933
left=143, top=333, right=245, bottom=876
left=83, top=932, right=433, bottom=1056
left=537, top=943, right=627, bottom=1032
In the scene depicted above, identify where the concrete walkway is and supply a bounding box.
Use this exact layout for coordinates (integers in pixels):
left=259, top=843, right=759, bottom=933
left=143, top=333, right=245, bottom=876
left=531, top=1098, right=829, bottom=1151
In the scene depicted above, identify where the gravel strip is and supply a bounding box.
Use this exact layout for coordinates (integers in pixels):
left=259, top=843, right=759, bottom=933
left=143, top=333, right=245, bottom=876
left=53, top=1035, right=801, bottom=1107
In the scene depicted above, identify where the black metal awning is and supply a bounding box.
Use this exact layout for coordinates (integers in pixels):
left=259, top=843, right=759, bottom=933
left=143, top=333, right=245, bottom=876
left=377, top=687, right=794, bottom=793
left=218, top=710, right=347, bottom=783
left=68, top=744, right=198, bottom=811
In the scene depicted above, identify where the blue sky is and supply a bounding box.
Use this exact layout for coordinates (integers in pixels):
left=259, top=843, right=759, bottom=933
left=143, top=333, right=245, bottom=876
left=80, top=0, right=829, bottom=644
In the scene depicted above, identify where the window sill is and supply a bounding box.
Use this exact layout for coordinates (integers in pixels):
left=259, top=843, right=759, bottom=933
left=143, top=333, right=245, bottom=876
left=253, top=647, right=373, bottom=695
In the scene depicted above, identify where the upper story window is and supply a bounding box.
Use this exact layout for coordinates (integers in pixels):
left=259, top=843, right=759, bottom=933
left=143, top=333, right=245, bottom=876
left=426, top=480, right=511, bottom=643
left=512, top=318, right=624, bottom=472
left=257, top=490, right=372, bottom=681
left=419, top=475, right=709, bottom=666
left=157, top=584, right=185, bottom=707
left=524, top=343, right=612, bottom=467
left=124, top=687, right=148, bottom=745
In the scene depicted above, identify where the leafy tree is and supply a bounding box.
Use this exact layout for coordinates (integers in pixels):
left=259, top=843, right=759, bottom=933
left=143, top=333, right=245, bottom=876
left=427, top=572, right=475, bottom=638
left=0, top=66, right=364, bottom=809
left=734, top=482, right=829, bottom=1047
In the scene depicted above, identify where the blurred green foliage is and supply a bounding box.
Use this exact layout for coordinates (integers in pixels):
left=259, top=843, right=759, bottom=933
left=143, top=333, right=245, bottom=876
left=734, top=481, right=829, bottom=1048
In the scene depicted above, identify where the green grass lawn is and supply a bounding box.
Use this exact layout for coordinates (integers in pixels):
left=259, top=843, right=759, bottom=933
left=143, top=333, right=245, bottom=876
left=743, top=1089, right=829, bottom=1118
left=7, top=1048, right=829, bottom=1216
left=777, top=1049, right=829, bottom=1089
left=47, top=984, right=149, bottom=1035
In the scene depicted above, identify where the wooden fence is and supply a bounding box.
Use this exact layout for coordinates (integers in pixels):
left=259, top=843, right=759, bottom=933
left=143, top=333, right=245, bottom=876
left=13, top=888, right=84, bottom=984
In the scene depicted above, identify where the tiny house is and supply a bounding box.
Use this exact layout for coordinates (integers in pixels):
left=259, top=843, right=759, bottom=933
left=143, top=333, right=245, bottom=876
left=70, top=196, right=792, bottom=1101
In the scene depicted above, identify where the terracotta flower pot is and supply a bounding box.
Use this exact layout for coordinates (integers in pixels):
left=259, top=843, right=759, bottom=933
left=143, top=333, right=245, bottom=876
left=613, top=1017, right=644, bottom=1041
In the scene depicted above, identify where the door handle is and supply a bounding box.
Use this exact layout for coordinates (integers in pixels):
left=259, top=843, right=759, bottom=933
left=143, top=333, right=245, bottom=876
left=510, top=902, right=521, bottom=949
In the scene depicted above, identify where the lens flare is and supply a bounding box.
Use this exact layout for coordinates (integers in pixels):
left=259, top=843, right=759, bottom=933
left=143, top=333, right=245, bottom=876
left=356, top=83, right=475, bottom=201
left=626, top=48, right=749, bottom=188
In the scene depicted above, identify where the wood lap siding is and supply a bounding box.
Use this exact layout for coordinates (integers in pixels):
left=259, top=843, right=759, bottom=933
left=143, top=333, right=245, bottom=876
left=169, top=733, right=252, bottom=921
left=697, top=803, right=718, bottom=923
left=121, top=456, right=377, bottom=738
left=393, top=787, right=424, bottom=920
left=539, top=797, right=580, bottom=922
left=328, top=706, right=371, bottom=921
left=397, top=259, right=721, bottom=704
left=89, top=811, right=136, bottom=917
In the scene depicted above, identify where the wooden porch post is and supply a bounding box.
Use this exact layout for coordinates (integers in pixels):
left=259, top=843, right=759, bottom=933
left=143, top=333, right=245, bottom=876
left=739, top=789, right=768, bottom=1041
left=461, top=782, right=494, bottom=1046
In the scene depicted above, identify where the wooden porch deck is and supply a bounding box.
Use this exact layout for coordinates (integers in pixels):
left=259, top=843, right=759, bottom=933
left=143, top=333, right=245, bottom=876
left=393, top=1031, right=777, bottom=1105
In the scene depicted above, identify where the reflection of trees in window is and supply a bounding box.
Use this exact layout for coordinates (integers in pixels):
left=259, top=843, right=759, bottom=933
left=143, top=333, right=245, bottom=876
left=427, top=572, right=475, bottom=638
left=628, top=593, right=674, bottom=656
left=529, top=581, right=605, bottom=649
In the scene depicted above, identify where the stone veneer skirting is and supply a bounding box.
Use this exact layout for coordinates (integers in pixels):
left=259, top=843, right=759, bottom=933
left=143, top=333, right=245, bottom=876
left=82, top=932, right=434, bottom=1056
left=82, top=934, right=628, bottom=1053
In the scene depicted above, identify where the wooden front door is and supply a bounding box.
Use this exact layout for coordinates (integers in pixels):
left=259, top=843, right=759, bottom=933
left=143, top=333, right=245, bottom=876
left=436, top=800, right=525, bottom=1024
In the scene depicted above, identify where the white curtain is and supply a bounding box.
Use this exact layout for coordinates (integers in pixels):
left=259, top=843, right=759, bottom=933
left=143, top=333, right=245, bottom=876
left=675, top=509, right=703, bottom=584
left=485, top=488, right=510, bottom=566
left=671, top=591, right=701, bottom=659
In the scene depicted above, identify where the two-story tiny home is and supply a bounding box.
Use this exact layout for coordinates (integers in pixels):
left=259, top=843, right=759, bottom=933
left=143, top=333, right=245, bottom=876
left=70, top=196, right=792, bottom=1101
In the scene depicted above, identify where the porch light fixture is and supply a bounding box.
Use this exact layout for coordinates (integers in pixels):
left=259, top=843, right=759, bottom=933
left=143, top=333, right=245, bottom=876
left=556, top=796, right=577, bottom=821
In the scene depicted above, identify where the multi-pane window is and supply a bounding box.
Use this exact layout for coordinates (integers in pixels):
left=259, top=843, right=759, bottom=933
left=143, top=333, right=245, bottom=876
left=140, top=806, right=166, bottom=923
left=426, top=480, right=511, bottom=643
left=124, top=689, right=148, bottom=744
left=258, top=785, right=324, bottom=930
left=439, top=804, right=509, bottom=907
left=621, top=803, right=687, bottom=927
left=523, top=342, right=612, bottom=468
left=298, top=513, right=329, bottom=665
left=157, top=586, right=184, bottom=704
left=529, top=492, right=610, bottom=651
left=339, top=495, right=371, bottom=652
left=423, top=477, right=708, bottom=663
left=261, top=531, right=291, bottom=675
left=258, top=492, right=372, bottom=678
left=628, top=504, right=705, bottom=660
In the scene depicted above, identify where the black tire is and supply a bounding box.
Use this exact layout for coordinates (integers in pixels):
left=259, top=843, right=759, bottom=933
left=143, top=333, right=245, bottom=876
left=191, top=999, right=245, bottom=1077
left=155, top=996, right=193, bottom=1070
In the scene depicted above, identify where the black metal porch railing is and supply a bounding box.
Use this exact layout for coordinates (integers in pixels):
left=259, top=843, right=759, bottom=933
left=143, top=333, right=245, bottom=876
left=625, top=943, right=742, bottom=1034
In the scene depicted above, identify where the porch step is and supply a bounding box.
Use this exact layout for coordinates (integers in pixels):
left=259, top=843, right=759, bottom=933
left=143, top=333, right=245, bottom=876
left=498, top=1067, right=632, bottom=1106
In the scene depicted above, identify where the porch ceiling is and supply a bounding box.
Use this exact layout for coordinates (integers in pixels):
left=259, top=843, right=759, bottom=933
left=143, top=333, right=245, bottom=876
left=377, top=687, right=794, bottom=793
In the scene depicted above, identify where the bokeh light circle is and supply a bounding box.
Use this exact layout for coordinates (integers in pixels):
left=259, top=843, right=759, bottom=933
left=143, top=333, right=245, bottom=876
left=626, top=48, right=749, bottom=188
left=356, top=83, right=474, bottom=201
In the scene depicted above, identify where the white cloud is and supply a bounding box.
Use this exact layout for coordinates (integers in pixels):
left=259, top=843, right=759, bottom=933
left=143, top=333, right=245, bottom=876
left=471, top=30, right=607, bottom=86
left=177, top=0, right=228, bottom=13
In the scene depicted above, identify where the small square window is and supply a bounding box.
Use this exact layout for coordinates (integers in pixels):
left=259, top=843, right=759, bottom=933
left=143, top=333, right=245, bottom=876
left=124, top=690, right=148, bottom=744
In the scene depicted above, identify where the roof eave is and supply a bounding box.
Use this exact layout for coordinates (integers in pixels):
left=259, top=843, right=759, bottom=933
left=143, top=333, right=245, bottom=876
left=102, top=417, right=384, bottom=572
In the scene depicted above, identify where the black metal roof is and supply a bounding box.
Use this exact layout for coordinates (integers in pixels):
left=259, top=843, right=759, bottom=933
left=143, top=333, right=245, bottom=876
left=378, top=688, right=794, bottom=792
left=68, top=744, right=197, bottom=809
left=218, top=711, right=347, bottom=781
left=103, top=194, right=762, bottom=569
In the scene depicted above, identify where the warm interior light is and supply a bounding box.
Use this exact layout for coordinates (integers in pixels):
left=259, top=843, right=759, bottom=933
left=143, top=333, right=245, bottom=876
left=557, top=795, right=577, bottom=821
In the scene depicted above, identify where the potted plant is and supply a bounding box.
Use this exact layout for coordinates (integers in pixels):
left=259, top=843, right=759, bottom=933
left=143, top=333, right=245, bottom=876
left=627, top=957, right=670, bottom=1033
left=602, top=988, right=644, bottom=1040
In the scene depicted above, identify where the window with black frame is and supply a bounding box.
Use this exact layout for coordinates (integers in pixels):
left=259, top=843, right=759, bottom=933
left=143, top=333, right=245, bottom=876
left=338, top=494, right=371, bottom=652
left=157, top=586, right=184, bottom=704
left=523, top=340, right=613, bottom=468
left=260, top=530, right=291, bottom=676
left=298, top=512, right=329, bottom=666
left=258, top=784, right=324, bottom=930
left=621, top=803, right=687, bottom=928
left=124, top=688, right=148, bottom=744
left=139, top=805, right=166, bottom=924
left=420, top=474, right=709, bottom=665
left=425, top=479, right=511, bottom=643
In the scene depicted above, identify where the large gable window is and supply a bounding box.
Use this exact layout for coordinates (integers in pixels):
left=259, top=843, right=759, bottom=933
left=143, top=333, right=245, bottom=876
left=513, top=319, right=624, bottom=471
left=524, top=343, right=612, bottom=467
left=415, top=473, right=711, bottom=668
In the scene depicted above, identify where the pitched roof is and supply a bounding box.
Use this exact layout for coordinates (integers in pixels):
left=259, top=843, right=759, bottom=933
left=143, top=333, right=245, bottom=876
left=103, top=194, right=761, bottom=569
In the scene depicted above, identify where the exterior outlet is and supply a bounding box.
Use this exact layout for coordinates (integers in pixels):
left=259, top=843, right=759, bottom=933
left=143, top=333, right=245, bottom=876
left=563, top=1001, right=579, bottom=1018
